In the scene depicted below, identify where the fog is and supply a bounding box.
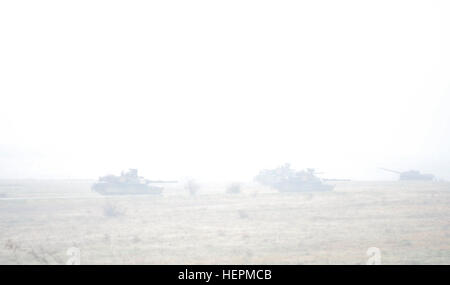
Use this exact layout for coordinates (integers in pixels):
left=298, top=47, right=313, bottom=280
left=1, top=1, right=450, bottom=181
left=2, top=1, right=450, bottom=266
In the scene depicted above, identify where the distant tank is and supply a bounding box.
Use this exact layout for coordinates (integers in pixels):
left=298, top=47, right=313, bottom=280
left=254, top=164, right=334, bottom=192
left=379, top=168, right=435, bottom=181
left=92, top=169, right=177, bottom=195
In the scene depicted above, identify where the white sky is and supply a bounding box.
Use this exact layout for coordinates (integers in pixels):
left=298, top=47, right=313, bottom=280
left=1, top=1, right=449, bottom=181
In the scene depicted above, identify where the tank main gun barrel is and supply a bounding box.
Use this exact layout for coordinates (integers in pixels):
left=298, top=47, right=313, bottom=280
left=146, top=180, right=178, bottom=184
left=379, top=168, right=402, bottom=174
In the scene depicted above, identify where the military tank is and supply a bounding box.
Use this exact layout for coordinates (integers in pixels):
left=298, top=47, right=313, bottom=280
left=92, top=169, right=177, bottom=195
left=379, top=168, right=435, bottom=181
left=254, top=164, right=334, bottom=192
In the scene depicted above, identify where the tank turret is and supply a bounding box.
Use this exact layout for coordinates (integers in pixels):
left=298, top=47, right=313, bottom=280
left=254, top=164, right=334, bottom=192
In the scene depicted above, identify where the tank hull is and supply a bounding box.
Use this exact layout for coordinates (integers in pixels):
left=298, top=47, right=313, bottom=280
left=255, top=164, right=334, bottom=193
left=276, top=182, right=334, bottom=192
left=399, top=173, right=435, bottom=181
left=92, top=182, right=163, bottom=195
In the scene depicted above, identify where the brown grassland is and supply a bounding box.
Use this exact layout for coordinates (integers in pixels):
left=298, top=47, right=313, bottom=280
left=0, top=180, right=449, bottom=264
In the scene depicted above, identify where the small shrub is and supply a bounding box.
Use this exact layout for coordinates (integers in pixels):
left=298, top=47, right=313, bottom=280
left=103, top=233, right=111, bottom=243
left=237, top=209, right=249, bottom=219
left=103, top=203, right=125, bottom=217
left=226, top=183, right=241, bottom=194
left=185, top=179, right=200, bottom=196
left=132, top=235, right=141, bottom=243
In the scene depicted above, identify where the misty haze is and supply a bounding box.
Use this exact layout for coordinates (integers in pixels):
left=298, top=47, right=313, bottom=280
left=1, top=1, right=450, bottom=265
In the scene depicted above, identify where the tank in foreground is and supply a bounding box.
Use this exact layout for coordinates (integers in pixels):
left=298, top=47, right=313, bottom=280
left=92, top=169, right=177, bottom=195
left=254, top=164, right=334, bottom=192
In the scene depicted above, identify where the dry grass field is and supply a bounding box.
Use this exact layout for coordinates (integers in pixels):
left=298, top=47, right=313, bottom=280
left=0, top=180, right=449, bottom=264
